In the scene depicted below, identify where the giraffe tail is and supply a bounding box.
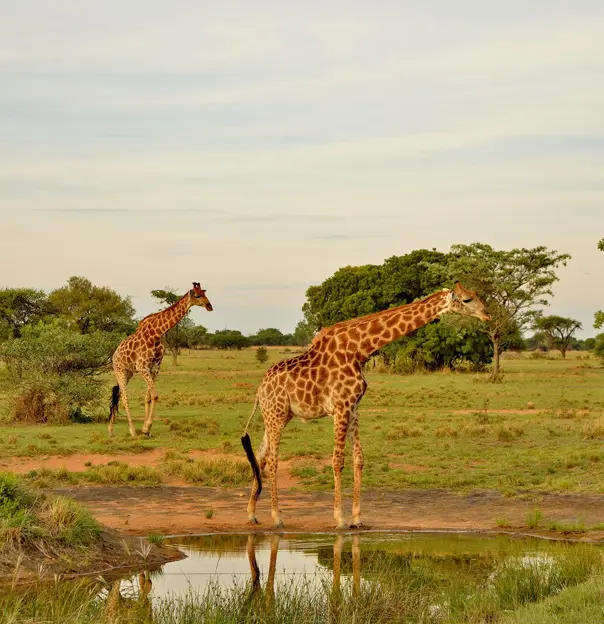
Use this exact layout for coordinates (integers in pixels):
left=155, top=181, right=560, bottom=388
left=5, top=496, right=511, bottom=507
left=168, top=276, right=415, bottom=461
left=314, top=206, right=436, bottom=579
left=108, top=385, right=121, bottom=422
left=241, top=433, right=262, bottom=498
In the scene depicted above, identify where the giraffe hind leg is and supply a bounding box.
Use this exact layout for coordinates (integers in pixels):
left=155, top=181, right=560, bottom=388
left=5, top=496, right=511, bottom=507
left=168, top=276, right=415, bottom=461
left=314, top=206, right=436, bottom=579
left=110, top=369, right=135, bottom=438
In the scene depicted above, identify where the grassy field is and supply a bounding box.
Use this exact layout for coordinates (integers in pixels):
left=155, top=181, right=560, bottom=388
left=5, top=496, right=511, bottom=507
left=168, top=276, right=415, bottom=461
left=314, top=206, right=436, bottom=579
left=1, top=348, right=604, bottom=496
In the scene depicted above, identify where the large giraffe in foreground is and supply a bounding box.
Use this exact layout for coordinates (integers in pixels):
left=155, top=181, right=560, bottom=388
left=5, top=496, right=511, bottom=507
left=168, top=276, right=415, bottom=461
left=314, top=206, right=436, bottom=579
left=109, top=282, right=213, bottom=438
left=242, top=282, right=489, bottom=529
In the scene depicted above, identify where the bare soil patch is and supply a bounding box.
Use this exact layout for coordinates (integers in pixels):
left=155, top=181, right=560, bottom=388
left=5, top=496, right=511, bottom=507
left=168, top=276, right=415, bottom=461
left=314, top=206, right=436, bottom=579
left=46, top=485, right=604, bottom=542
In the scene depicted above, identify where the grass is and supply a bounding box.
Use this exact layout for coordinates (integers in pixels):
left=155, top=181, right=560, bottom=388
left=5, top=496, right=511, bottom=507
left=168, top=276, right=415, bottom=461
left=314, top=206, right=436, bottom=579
left=0, top=349, right=602, bottom=496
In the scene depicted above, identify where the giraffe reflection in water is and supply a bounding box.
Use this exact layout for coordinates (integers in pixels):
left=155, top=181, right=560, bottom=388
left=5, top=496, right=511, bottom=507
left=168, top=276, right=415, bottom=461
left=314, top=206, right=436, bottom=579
left=245, top=533, right=361, bottom=602
left=103, top=570, right=153, bottom=624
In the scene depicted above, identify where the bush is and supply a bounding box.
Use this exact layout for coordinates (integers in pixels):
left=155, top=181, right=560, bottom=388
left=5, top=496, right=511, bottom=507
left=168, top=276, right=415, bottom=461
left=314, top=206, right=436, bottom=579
left=594, top=333, right=604, bottom=364
left=0, top=323, right=121, bottom=423
left=256, top=346, right=269, bottom=364
left=382, top=316, right=493, bottom=374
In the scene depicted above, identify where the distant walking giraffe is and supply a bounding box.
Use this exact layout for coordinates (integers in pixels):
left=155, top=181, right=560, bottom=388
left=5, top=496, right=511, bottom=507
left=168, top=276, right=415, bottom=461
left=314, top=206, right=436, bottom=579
left=108, top=282, right=213, bottom=437
left=241, top=282, right=489, bottom=528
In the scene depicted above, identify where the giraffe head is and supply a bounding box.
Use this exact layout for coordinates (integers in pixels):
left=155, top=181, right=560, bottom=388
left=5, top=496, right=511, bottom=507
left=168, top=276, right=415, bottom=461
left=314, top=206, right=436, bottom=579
left=189, top=282, right=213, bottom=311
left=445, top=281, right=490, bottom=322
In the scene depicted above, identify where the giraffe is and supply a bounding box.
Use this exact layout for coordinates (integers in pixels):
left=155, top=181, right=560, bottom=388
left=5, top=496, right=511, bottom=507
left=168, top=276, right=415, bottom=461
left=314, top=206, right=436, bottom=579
left=241, top=281, right=490, bottom=529
left=108, top=282, right=213, bottom=438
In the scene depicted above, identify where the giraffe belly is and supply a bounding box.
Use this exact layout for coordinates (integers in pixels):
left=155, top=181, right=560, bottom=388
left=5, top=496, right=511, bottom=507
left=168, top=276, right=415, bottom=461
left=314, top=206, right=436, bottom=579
left=291, top=402, right=328, bottom=422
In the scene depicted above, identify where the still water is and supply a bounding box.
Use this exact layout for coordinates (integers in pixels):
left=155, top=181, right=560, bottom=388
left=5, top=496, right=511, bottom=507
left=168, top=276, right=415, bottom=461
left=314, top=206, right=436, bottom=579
left=107, top=531, right=593, bottom=603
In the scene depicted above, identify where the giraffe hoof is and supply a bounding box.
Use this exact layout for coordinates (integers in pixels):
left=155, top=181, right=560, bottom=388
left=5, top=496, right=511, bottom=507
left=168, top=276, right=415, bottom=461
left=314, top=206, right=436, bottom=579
left=336, top=523, right=348, bottom=530
left=349, top=522, right=364, bottom=529
left=248, top=517, right=260, bottom=525
left=274, top=521, right=285, bottom=529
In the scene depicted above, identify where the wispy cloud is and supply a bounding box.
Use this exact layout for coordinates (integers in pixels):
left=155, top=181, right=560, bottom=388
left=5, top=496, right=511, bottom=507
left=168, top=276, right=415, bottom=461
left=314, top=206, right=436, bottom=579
left=1, top=1, right=603, bottom=334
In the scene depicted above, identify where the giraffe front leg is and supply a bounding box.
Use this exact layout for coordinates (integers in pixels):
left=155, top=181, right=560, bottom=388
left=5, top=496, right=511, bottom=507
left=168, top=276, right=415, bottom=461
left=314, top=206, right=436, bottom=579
left=267, top=428, right=284, bottom=528
left=332, top=413, right=349, bottom=529
left=349, top=415, right=364, bottom=528
left=140, top=370, right=158, bottom=436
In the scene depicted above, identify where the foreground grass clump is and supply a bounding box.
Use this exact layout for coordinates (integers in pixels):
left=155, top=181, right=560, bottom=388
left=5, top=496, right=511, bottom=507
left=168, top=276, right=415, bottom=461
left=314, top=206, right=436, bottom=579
left=0, top=472, right=99, bottom=552
left=0, top=472, right=101, bottom=578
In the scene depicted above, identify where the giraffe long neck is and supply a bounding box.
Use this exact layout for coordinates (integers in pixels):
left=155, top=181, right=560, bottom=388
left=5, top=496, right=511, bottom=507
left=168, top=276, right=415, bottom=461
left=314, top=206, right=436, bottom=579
left=150, top=294, right=192, bottom=337
left=354, top=290, right=450, bottom=358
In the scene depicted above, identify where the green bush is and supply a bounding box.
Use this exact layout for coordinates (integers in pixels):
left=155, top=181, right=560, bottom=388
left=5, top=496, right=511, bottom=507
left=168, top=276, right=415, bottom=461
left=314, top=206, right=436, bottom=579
left=0, top=322, right=121, bottom=423
left=594, top=333, right=604, bottom=364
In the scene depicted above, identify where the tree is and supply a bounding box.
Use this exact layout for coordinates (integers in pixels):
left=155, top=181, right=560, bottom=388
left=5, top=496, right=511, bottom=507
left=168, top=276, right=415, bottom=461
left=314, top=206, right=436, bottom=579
left=292, top=320, right=313, bottom=347
left=532, top=315, right=582, bottom=358
left=0, top=322, right=119, bottom=422
left=302, top=249, right=449, bottom=332
left=0, top=288, right=49, bottom=339
left=594, top=333, right=604, bottom=363
left=252, top=328, right=286, bottom=346
left=150, top=287, right=190, bottom=365
left=187, top=325, right=208, bottom=349
left=596, top=238, right=604, bottom=329
left=210, top=329, right=250, bottom=350
left=256, top=346, right=269, bottom=364
left=448, top=243, right=570, bottom=379
left=49, top=276, right=135, bottom=335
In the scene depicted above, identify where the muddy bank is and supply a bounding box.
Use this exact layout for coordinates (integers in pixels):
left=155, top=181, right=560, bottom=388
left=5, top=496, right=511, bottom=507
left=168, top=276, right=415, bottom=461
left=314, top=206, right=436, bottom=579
left=49, top=485, right=604, bottom=541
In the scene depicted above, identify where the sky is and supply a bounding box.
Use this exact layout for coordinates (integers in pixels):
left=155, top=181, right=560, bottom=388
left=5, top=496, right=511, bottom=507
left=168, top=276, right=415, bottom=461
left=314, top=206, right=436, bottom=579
left=1, top=1, right=603, bottom=336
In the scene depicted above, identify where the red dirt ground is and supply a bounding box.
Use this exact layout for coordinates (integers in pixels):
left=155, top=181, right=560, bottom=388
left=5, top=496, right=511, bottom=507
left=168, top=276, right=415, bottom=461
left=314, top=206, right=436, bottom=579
left=5, top=450, right=604, bottom=540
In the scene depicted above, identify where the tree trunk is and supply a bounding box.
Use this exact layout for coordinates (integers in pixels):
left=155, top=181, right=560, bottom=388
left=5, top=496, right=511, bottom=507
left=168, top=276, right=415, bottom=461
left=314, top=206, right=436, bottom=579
left=560, top=347, right=567, bottom=359
left=171, top=349, right=178, bottom=366
left=491, top=334, right=501, bottom=380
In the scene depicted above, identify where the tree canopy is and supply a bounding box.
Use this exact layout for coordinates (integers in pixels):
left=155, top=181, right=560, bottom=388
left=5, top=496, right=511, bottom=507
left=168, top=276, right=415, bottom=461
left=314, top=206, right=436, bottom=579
left=0, top=288, right=49, bottom=339
left=49, top=276, right=135, bottom=335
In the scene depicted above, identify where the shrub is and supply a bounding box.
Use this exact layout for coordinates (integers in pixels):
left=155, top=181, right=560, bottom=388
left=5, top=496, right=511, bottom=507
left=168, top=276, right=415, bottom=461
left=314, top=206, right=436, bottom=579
left=0, top=323, right=121, bottom=423
left=255, top=346, right=269, bottom=364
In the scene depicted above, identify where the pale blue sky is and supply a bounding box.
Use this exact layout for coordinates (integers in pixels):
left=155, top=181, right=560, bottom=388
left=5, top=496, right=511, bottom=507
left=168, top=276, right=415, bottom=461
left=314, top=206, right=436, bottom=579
left=1, top=1, right=603, bottom=335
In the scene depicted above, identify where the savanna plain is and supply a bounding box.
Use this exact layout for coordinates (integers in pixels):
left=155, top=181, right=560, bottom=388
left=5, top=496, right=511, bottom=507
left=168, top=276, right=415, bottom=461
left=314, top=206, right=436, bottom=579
left=3, top=348, right=604, bottom=623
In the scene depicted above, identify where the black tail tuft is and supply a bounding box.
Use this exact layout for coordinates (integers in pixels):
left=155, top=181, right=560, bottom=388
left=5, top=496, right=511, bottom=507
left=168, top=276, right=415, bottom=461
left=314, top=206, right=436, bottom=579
left=241, top=433, right=262, bottom=498
left=109, top=385, right=120, bottom=422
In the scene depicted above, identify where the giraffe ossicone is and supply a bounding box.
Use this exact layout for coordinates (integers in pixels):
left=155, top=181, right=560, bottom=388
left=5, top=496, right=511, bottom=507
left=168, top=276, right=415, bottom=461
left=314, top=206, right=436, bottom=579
left=108, top=282, right=213, bottom=438
left=242, top=281, right=490, bottom=529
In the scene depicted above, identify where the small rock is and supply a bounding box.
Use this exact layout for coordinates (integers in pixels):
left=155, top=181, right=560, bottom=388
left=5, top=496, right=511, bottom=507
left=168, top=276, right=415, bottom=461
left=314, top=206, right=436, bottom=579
left=527, top=402, right=535, bottom=410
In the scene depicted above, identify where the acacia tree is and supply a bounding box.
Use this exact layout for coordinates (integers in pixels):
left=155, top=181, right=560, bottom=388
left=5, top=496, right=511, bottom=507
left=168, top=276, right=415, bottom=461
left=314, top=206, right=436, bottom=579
left=448, top=243, right=571, bottom=379
left=150, top=287, right=191, bottom=366
left=532, top=315, right=582, bottom=358
left=596, top=238, right=604, bottom=330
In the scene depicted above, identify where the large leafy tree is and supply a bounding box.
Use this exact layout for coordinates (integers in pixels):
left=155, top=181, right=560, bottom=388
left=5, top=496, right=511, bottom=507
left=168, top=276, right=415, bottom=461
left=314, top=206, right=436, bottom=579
left=0, top=288, right=49, bottom=339
left=596, top=238, right=604, bottom=330
left=532, top=315, right=582, bottom=358
left=49, top=276, right=135, bottom=335
left=303, top=249, right=449, bottom=331
left=448, top=243, right=570, bottom=379
left=150, top=287, right=191, bottom=366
